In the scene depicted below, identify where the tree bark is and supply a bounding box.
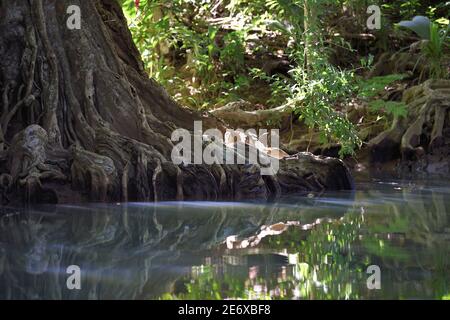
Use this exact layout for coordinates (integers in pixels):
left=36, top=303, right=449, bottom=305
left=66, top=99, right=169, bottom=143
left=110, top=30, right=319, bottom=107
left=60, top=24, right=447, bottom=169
left=0, top=0, right=353, bottom=205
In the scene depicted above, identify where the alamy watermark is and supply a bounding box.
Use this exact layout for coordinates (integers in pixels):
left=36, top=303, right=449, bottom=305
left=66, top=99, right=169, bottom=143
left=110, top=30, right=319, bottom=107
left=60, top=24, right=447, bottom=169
left=171, top=121, right=281, bottom=175
left=367, top=5, right=381, bottom=30
left=66, top=265, right=81, bottom=290
left=366, top=265, right=381, bottom=290
left=66, top=5, right=81, bottom=30
left=65, top=4, right=382, bottom=31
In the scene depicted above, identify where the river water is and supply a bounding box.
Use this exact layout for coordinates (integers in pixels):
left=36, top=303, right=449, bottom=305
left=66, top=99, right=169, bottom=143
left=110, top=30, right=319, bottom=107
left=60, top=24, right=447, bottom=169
left=0, top=177, right=448, bottom=299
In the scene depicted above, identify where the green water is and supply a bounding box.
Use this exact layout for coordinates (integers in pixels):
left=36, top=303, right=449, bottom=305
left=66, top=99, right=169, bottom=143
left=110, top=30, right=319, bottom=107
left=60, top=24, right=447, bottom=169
left=0, top=178, right=449, bottom=300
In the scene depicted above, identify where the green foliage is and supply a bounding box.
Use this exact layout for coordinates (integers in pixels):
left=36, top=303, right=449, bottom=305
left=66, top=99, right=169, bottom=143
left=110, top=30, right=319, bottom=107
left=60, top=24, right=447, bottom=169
left=220, top=31, right=246, bottom=76
left=251, top=0, right=362, bottom=156
left=249, top=68, right=291, bottom=107
left=358, top=74, right=408, bottom=122
left=359, top=54, right=374, bottom=70
left=381, top=0, right=448, bottom=20
left=368, top=100, right=408, bottom=119
left=121, top=0, right=254, bottom=109
left=398, top=16, right=449, bottom=79
left=120, top=0, right=448, bottom=156
left=358, top=74, right=407, bottom=98
left=120, top=0, right=364, bottom=156
left=421, top=22, right=449, bottom=79
left=252, top=54, right=362, bottom=156
left=287, top=56, right=362, bottom=157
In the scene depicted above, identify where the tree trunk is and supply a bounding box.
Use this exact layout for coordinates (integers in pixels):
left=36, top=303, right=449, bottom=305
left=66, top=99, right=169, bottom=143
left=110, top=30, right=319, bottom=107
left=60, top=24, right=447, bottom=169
left=0, top=0, right=353, bottom=205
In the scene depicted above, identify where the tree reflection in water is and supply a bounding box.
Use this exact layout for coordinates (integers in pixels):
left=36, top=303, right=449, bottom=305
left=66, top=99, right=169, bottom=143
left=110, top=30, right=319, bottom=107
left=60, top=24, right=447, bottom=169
left=0, top=179, right=448, bottom=299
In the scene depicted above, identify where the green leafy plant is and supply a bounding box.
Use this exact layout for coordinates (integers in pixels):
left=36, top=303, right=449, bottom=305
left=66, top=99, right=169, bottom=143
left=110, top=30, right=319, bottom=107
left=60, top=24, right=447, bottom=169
left=120, top=0, right=254, bottom=108
left=122, top=0, right=450, bottom=157
left=358, top=74, right=408, bottom=122
left=287, top=56, right=361, bottom=157
left=422, top=22, right=449, bottom=79
left=368, top=100, right=408, bottom=119
left=254, top=0, right=362, bottom=156
left=398, top=16, right=449, bottom=79
left=358, top=74, right=407, bottom=98
left=249, top=68, right=292, bottom=107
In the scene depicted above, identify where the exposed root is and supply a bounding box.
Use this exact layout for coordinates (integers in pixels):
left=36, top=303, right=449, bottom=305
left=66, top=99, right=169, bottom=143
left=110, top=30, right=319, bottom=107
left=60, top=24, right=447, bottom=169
left=70, top=146, right=117, bottom=201
left=430, top=105, right=447, bottom=150
left=211, top=101, right=292, bottom=128
left=368, top=79, right=450, bottom=172
left=31, top=0, right=61, bottom=146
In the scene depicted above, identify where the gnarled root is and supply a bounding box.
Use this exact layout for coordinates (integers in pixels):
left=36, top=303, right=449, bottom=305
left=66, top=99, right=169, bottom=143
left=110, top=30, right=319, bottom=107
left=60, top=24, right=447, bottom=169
left=1, top=124, right=354, bottom=204
left=400, top=80, right=450, bottom=161
left=367, top=117, right=406, bottom=163
left=71, top=146, right=118, bottom=202
left=368, top=79, right=450, bottom=173
left=3, top=125, right=67, bottom=203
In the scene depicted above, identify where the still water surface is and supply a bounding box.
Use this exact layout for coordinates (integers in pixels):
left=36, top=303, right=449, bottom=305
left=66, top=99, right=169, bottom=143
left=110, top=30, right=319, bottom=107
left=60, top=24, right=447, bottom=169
left=0, top=178, right=449, bottom=299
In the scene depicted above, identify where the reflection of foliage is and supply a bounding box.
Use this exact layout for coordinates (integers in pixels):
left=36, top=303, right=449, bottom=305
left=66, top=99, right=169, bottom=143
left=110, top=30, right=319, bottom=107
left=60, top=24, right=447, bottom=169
left=162, top=182, right=450, bottom=300
left=1, top=180, right=449, bottom=300
left=262, top=212, right=367, bottom=299
left=164, top=211, right=369, bottom=300
left=362, top=238, right=410, bottom=261
left=361, top=186, right=450, bottom=299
